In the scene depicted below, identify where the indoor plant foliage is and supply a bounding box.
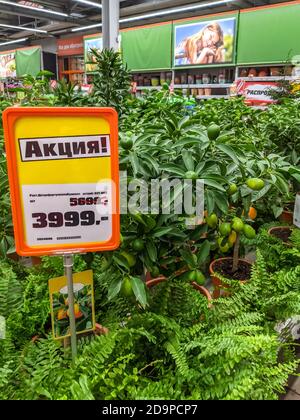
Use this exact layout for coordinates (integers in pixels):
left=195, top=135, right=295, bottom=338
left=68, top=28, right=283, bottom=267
left=87, top=48, right=131, bottom=114
left=0, top=252, right=298, bottom=400
left=1, top=85, right=300, bottom=399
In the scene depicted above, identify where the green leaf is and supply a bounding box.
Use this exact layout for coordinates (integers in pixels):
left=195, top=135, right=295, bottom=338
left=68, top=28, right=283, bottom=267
left=146, top=242, right=157, bottom=263
left=152, top=227, right=176, bottom=238
left=214, top=191, right=229, bottom=214
left=216, top=144, right=240, bottom=165
left=160, top=164, right=185, bottom=177
left=113, top=254, right=130, bottom=270
left=178, top=115, right=191, bottom=129
left=290, top=173, right=300, bottom=184
left=134, top=133, right=153, bottom=147
left=204, top=179, right=226, bottom=192
left=140, top=154, right=160, bottom=175
left=180, top=248, right=196, bottom=268
left=182, top=150, right=195, bottom=172
left=107, top=277, right=123, bottom=301
left=274, top=175, right=289, bottom=195
left=251, top=184, right=272, bottom=201
left=206, top=190, right=215, bottom=215
left=271, top=205, right=284, bottom=219
left=175, top=137, right=203, bottom=148
left=131, top=277, right=148, bottom=308
left=196, top=161, right=206, bottom=175
left=189, top=224, right=208, bottom=241
left=197, top=240, right=211, bottom=264
left=129, top=152, right=140, bottom=177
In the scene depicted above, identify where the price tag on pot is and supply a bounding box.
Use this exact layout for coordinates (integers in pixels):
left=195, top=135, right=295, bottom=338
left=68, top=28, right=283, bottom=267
left=3, top=107, right=120, bottom=256
left=294, top=194, right=300, bottom=228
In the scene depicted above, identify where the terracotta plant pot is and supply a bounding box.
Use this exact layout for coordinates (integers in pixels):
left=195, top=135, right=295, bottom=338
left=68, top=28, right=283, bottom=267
left=268, top=226, right=293, bottom=246
left=209, top=258, right=252, bottom=299
left=94, top=323, right=109, bottom=336
left=146, top=275, right=212, bottom=305
left=279, top=210, right=294, bottom=225
left=31, top=256, right=42, bottom=266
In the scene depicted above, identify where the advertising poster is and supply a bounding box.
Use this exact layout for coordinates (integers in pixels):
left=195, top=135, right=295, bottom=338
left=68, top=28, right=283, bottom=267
left=49, top=270, right=95, bottom=340
left=0, top=52, right=17, bottom=78
left=234, top=79, right=279, bottom=105
left=174, top=17, right=236, bottom=66
left=85, top=37, right=103, bottom=73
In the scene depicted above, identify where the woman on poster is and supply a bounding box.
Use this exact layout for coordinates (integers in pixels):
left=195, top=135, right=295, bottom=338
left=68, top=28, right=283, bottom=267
left=175, top=22, right=225, bottom=65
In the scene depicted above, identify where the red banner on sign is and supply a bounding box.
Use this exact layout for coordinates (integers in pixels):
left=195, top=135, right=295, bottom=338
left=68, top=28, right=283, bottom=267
left=234, top=79, right=279, bottom=106
left=57, top=37, right=84, bottom=57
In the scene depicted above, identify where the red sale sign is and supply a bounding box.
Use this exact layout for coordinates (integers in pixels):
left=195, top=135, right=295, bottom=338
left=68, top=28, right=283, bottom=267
left=234, top=79, right=279, bottom=106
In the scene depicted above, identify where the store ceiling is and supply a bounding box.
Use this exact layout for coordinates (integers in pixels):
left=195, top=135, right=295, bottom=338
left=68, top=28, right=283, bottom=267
left=0, top=0, right=294, bottom=50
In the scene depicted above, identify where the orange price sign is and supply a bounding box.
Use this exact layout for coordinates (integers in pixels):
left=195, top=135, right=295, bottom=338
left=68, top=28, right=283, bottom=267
left=3, top=107, right=120, bottom=256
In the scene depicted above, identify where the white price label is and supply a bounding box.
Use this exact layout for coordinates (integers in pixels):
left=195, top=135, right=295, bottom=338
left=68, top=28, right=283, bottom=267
left=22, top=183, right=113, bottom=247
left=294, top=194, right=300, bottom=228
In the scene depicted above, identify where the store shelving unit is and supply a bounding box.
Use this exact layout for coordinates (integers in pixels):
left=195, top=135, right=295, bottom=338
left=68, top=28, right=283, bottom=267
left=196, top=95, right=230, bottom=99
left=238, top=76, right=296, bottom=82
left=59, top=56, right=85, bottom=84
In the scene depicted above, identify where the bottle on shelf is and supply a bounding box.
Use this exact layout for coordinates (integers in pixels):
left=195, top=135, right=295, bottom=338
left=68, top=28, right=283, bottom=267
left=174, top=76, right=181, bottom=85
left=138, top=75, right=144, bottom=86
left=202, top=73, right=211, bottom=84
left=248, top=68, right=258, bottom=77
left=218, top=72, right=226, bottom=84
left=196, top=74, right=202, bottom=85
left=181, top=73, right=188, bottom=84
left=151, top=76, right=160, bottom=87
left=166, top=72, right=172, bottom=84
left=188, top=74, right=195, bottom=85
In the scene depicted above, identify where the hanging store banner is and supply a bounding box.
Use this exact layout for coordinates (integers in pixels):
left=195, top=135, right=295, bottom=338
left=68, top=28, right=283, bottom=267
left=3, top=107, right=120, bottom=257
left=234, top=79, right=279, bottom=105
left=174, top=17, right=236, bottom=67
left=57, top=36, right=84, bottom=57
left=0, top=52, right=16, bottom=78
left=49, top=270, right=95, bottom=340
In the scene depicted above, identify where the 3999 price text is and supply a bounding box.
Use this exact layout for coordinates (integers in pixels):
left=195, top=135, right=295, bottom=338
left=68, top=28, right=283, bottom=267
left=32, top=211, right=108, bottom=228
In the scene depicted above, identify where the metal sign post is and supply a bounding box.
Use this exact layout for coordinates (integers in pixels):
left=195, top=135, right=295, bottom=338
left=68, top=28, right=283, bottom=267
left=63, top=254, right=77, bottom=362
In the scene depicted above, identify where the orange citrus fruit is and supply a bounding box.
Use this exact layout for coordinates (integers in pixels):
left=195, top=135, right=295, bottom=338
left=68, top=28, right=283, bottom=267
left=57, top=309, right=67, bottom=320
left=228, top=231, right=237, bottom=246
left=248, top=207, right=257, bottom=220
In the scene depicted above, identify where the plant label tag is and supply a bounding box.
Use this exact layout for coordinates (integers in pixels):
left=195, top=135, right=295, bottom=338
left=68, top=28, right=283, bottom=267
left=294, top=194, right=300, bottom=228
left=3, top=107, right=120, bottom=256
left=49, top=270, right=95, bottom=340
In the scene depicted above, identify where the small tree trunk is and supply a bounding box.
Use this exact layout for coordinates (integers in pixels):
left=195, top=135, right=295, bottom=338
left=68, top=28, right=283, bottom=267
left=232, top=233, right=240, bottom=273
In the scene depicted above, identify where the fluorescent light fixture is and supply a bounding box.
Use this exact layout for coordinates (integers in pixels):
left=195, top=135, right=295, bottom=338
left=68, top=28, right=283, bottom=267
left=71, top=0, right=237, bottom=32
left=0, top=37, right=28, bottom=47
left=120, top=0, right=237, bottom=23
left=74, top=0, right=102, bottom=8
left=0, top=1, right=69, bottom=17
left=72, top=23, right=102, bottom=32
left=0, top=23, right=47, bottom=34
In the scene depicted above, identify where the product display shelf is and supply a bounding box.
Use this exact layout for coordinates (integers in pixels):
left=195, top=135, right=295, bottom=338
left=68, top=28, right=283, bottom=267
left=174, top=84, right=232, bottom=89
left=196, top=95, right=230, bottom=99
left=135, top=86, right=163, bottom=90
left=238, top=76, right=297, bottom=82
